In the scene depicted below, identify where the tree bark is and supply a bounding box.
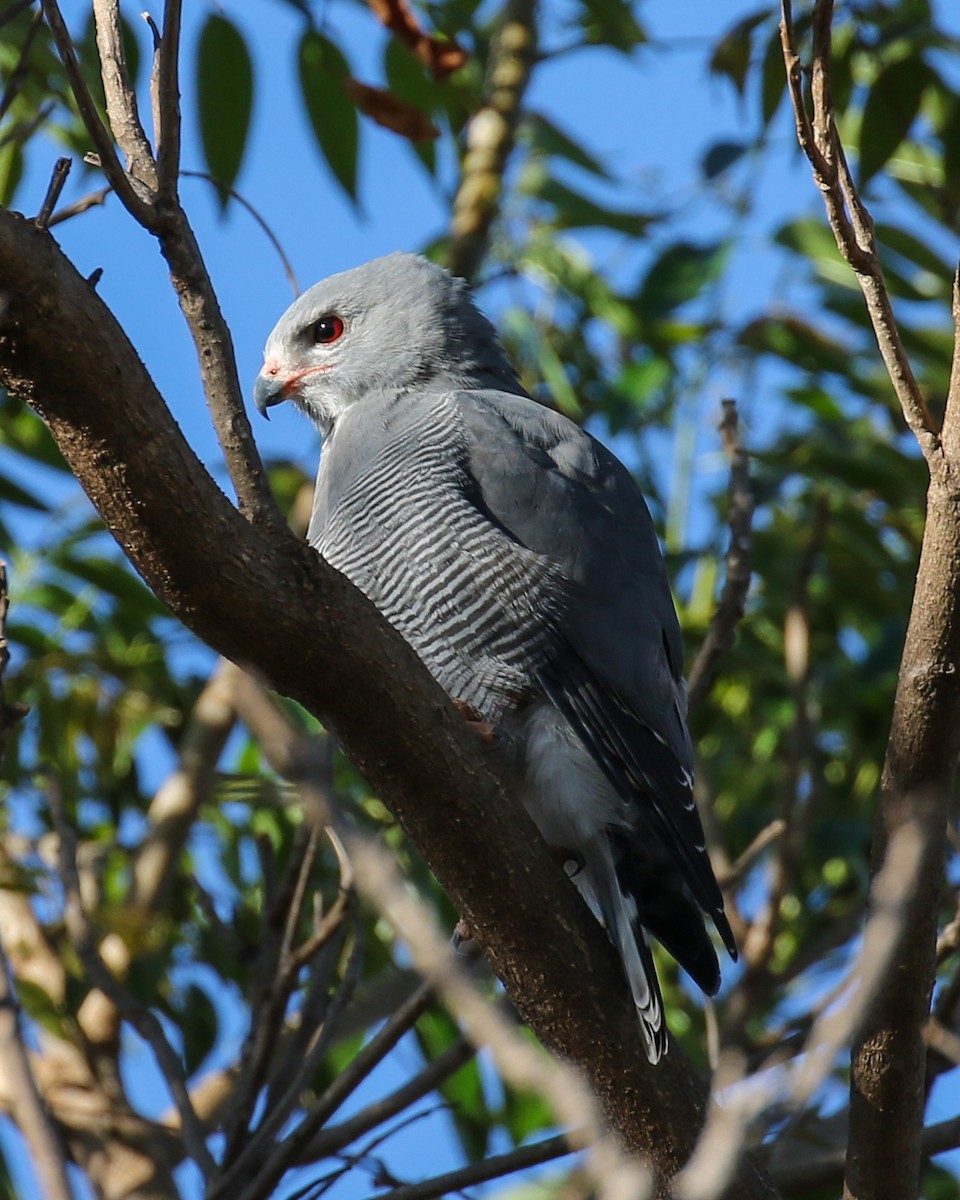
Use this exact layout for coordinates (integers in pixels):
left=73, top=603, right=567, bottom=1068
left=844, top=467, right=960, bottom=1199
left=0, top=210, right=778, bottom=1197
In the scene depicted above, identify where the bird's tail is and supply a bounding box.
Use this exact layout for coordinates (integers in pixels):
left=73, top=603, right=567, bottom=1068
left=589, top=862, right=667, bottom=1064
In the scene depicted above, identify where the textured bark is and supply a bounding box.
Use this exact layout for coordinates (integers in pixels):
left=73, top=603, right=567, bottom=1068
left=844, top=471, right=960, bottom=1200
left=0, top=211, right=778, bottom=1197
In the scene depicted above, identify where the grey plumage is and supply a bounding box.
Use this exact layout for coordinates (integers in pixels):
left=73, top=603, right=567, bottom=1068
left=255, top=252, right=736, bottom=1062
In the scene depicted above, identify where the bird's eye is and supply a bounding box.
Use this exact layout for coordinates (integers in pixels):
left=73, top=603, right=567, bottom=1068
left=310, top=315, right=345, bottom=345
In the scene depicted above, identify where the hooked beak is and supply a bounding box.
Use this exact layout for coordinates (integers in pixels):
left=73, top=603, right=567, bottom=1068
left=254, top=371, right=286, bottom=420
left=254, top=362, right=332, bottom=419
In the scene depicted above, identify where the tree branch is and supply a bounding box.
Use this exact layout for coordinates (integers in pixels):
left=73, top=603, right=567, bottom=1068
left=375, top=1133, right=573, bottom=1200
left=39, top=0, right=158, bottom=226
left=91, top=0, right=157, bottom=189
left=779, top=0, right=938, bottom=459
left=686, top=399, right=754, bottom=709
left=0, top=950, right=72, bottom=1200
left=778, top=5, right=960, bottom=1197
left=447, top=0, right=536, bottom=282
left=47, top=779, right=216, bottom=1181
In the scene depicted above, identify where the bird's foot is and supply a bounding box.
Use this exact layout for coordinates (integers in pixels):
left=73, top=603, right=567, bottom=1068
left=451, top=699, right=496, bottom=745
left=452, top=917, right=475, bottom=951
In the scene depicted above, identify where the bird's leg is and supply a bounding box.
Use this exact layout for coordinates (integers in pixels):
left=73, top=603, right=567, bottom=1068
left=451, top=698, right=496, bottom=744
left=452, top=917, right=474, bottom=950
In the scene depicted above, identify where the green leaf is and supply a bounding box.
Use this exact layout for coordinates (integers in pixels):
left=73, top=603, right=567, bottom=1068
left=528, top=174, right=654, bottom=236
left=0, top=139, right=23, bottom=209
left=16, top=980, right=67, bottom=1038
left=178, top=984, right=219, bottom=1076
left=738, top=315, right=853, bottom=376
left=709, top=8, right=771, bottom=96
left=574, top=0, right=646, bottom=52
left=298, top=29, right=359, bottom=202
left=416, top=1010, right=489, bottom=1160
left=384, top=38, right=441, bottom=176
left=636, top=241, right=728, bottom=315
left=859, top=56, right=934, bottom=185
left=0, top=472, right=48, bottom=512
left=940, top=97, right=960, bottom=208
left=525, top=112, right=610, bottom=179
left=196, top=14, right=254, bottom=208
left=702, top=140, right=747, bottom=180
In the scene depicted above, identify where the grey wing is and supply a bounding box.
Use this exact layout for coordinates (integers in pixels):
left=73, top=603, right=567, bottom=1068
left=456, top=389, right=736, bottom=957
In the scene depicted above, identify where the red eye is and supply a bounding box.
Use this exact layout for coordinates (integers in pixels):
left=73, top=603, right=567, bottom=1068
left=310, top=314, right=344, bottom=345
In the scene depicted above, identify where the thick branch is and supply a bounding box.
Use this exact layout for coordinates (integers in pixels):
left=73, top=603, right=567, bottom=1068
left=0, top=211, right=777, bottom=1197
left=447, top=0, right=536, bottom=282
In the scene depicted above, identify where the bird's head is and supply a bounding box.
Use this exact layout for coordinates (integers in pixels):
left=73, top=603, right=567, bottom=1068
left=254, top=252, right=521, bottom=432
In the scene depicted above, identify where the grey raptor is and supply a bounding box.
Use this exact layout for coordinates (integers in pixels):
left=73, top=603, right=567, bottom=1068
left=254, top=251, right=736, bottom=1062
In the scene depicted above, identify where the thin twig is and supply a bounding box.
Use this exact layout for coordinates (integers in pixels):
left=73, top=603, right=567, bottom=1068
left=716, top=819, right=786, bottom=889
left=181, top=171, right=300, bottom=296
left=779, top=0, right=938, bottom=458
left=687, top=399, right=754, bottom=709
left=304, top=1035, right=475, bottom=1161
left=367, top=1133, right=574, bottom=1200
left=218, top=909, right=367, bottom=1200
left=39, top=0, right=157, bottom=226
left=217, top=974, right=434, bottom=1199
left=46, top=780, right=216, bottom=1180
left=33, top=156, right=70, bottom=230
left=156, top=0, right=182, bottom=195
left=0, top=949, right=72, bottom=1200
left=48, top=185, right=111, bottom=226
left=91, top=0, right=157, bottom=189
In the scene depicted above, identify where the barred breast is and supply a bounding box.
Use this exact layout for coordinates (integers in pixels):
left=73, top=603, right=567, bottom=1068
left=310, top=391, right=563, bottom=721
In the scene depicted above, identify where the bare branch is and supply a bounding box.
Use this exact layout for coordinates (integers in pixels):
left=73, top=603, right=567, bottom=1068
left=47, top=780, right=216, bottom=1181
left=133, top=661, right=237, bottom=908
left=687, top=399, right=754, bottom=709
left=33, top=157, right=71, bottom=230
left=155, top=0, right=182, bottom=194
left=375, top=1133, right=574, bottom=1200
left=305, top=1033, right=474, bottom=1160
left=48, top=186, right=111, bottom=228
left=716, top=819, right=786, bottom=889
left=39, top=0, right=158, bottom=227
left=941, top=265, right=960, bottom=464
left=91, top=0, right=157, bottom=189
left=0, top=950, right=72, bottom=1200
left=779, top=0, right=938, bottom=458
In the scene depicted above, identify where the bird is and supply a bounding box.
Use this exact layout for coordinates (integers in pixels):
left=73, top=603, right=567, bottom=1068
left=254, top=252, right=736, bottom=1062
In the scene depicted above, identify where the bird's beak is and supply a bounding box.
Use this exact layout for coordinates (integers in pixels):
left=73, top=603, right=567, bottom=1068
left=254, top=370, right=287, bottom=420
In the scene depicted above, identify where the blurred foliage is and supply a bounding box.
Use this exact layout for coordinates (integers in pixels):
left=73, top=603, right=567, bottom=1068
left=1, top=0, right=960, bottom=1198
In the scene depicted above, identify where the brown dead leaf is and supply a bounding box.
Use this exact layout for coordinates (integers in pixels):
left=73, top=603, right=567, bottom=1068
left=366, top=0, right=468, bottom=80
left=345, top=79, right=440, bottom=142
